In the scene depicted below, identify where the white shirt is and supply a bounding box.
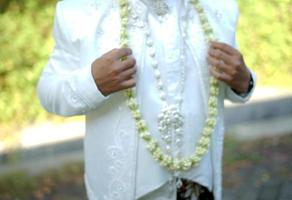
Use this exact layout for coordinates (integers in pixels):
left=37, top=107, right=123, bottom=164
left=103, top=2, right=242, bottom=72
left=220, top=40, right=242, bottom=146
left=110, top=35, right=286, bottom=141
left=37, top=0, right=256, bottom=199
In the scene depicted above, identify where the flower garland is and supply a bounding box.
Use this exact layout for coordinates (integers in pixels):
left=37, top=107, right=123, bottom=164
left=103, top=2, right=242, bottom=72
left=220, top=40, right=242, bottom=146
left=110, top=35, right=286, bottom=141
left=119, top=0, right=219, bottom=172
left=145, top=8, right=188, bottom=159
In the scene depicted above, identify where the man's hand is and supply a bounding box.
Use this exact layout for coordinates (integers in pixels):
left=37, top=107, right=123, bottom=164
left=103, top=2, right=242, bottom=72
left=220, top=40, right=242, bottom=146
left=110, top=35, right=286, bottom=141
left=91, top=48, right=137, bottom=96
left=208, top=42, right=251, bottom=94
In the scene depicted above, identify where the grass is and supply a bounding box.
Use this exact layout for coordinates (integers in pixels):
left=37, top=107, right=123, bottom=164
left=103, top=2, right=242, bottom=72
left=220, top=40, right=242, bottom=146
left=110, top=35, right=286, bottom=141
left=0, top=162, right=85, bottom=200
left=223, top=136, right=262, bottom=166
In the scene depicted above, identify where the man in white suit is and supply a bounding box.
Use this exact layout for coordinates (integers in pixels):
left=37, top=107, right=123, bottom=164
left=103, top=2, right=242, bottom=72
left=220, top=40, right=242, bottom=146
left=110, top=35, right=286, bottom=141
left=38, top=0, right=255, bottom=199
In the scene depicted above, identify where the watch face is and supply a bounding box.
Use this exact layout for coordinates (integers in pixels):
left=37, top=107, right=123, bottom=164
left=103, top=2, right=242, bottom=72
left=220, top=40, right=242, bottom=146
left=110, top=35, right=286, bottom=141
left=238, top=75, right=254, bottom=97
left=248, top=75, right=254, bottom=91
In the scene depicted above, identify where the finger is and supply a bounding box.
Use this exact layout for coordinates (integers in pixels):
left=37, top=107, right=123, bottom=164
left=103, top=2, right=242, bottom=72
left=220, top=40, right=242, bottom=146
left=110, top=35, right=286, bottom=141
left=209, top=66, right=232, bottom=83
left=120, top=78, right=136, bottom=89
left=210, top=41, right=239, bottom=55
left=208, top=48, right=233, bottom=66
left=120, top=65, right=137, bottom=80
left=207, top=56, right=232, bottom=74
left=110, top=48, right=132, bottom=60
left=119, top=56, right=136, bottom=71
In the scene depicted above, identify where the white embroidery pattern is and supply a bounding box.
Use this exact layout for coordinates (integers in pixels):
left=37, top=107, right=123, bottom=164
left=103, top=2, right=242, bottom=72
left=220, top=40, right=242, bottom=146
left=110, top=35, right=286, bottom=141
left=104, top=129, right=134, bottom=200
left=128, top=2, right=147, bottom=30
left=87, top=0, right=101, bottom=10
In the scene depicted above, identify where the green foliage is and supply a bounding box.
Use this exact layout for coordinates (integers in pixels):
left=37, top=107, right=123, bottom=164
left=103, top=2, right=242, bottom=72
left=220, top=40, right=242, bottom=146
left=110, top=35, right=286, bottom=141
left=237, top=0, right=292, bottom=87
left=0, top=0, right=291, bottom=132
left=0, top=1, right=56, bottom=129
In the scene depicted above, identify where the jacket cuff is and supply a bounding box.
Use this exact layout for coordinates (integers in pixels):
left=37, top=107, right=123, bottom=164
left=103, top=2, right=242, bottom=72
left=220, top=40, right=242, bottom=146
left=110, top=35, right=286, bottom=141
left=72, top=65, right=109, bottom=109
left=225, top=69, right=256, bottom=103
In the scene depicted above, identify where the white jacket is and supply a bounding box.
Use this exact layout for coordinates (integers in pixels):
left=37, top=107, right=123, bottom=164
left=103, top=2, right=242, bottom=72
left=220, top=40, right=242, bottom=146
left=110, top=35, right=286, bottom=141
left=37, top=0, right=256, bottom=199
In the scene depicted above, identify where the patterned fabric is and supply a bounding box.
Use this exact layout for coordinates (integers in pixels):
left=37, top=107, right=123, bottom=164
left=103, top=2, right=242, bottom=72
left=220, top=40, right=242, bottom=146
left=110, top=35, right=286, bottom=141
left=177, top=179, right=214, bottom=200
left=139, top=179, right=213, bottom=200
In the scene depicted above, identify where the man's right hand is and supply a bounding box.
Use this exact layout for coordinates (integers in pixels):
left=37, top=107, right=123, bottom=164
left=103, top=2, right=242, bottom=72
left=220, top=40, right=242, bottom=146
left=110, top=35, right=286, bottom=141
left=91, top=48, right=137, bottom=96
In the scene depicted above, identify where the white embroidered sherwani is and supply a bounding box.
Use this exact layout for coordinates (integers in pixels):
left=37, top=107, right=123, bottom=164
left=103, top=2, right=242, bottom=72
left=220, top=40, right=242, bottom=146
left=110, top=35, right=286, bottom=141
left=37, top=0, right=256, bottom=199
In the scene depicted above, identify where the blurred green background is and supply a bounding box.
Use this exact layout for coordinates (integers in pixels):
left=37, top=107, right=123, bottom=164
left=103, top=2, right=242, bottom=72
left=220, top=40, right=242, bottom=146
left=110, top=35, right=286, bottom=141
left=0, top=0, right=291, bottom=142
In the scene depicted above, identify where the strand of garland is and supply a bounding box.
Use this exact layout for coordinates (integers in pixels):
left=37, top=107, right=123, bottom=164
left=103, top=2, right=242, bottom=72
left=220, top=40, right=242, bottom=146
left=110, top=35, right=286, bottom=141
left=119, top=0, right=219, bottom=172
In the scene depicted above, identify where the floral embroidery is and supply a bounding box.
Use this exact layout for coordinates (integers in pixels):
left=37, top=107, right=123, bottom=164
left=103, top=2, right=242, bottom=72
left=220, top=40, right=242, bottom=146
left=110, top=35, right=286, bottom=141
left=104, top=130, right=134, bottom=200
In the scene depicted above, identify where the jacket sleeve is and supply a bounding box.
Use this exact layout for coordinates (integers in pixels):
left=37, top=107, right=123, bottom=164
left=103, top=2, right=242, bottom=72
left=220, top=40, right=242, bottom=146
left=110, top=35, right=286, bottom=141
left=223, top=0, right=256, bottom=104
left=37, top=2, right=108, bottom=117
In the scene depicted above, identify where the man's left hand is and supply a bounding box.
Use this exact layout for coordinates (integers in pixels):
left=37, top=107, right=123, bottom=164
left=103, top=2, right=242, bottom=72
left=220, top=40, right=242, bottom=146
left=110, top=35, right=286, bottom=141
left=207, top=41, right=251, bottom=94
